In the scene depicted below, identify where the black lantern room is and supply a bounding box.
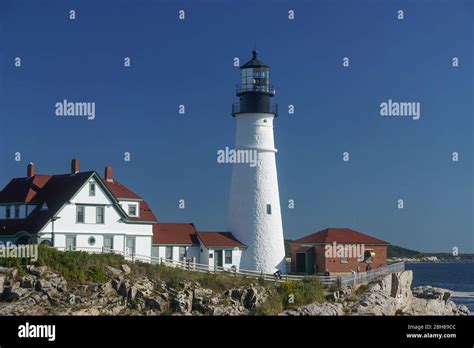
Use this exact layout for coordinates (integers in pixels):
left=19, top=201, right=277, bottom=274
left=232, top=50, right=278, bottom=116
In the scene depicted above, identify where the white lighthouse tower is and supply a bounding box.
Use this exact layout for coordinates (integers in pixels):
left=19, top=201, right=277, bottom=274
left=228, top=50, right=286, bottom=273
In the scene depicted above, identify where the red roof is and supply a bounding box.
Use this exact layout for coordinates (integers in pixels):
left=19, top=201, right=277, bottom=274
left=102, top=180, right=142, bottom=200
left=294, top=228, right=388, bottom=245
left=153, top=223, right=199, bottom=245
left=127, top=200, right=157, bottom=223
left=102, top=179, right=157, bottom=223
left=0, top=174, right=52, bottom=203
left=197, top=232, right=245, bottom=248
left=0, top=168, right=158, bottom=235
left=0, top=172, right=97, bottom=235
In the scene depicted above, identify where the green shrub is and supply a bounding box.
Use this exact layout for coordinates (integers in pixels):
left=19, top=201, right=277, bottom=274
left=0, top=246, right=265, bottom=290
left=253, top=277, right=326, bottom=315
left=354, top=284, right=368, bottom=297
left=0, top=245, right=124, bottom=285
left=253, top=291, right=284, bottom=315
left=130, top=262, right=260, bottom=292
left=1, top=244, right=327, bottom=316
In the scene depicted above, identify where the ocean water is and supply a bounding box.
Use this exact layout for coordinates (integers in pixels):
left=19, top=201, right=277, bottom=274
left=406, top=262, right=474, bottom=314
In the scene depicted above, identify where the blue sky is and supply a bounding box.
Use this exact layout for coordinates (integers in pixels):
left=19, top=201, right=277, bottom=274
left=0, top=0, right=472, bottom=252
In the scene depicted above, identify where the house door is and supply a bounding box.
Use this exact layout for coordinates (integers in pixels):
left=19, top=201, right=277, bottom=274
left=126, top=237, right=135, bottom=256
left=296, top=253, right=306, bottom=273
left=66, top=236, right=76, bottom=251
left=214, top=250, right=223, bottom=268
left=104, top=236, right=113, bottom=252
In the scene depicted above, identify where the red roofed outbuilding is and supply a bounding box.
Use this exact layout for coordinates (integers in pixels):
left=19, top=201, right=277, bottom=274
left=290, top=228, right=389, bottom=274
left=151, top=223, right=245, bottom=270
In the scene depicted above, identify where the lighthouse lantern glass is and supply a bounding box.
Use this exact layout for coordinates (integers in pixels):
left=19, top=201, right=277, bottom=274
left=241, top=67, right=270, bottom=93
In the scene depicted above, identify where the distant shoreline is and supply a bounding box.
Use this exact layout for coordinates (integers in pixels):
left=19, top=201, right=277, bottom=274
left=389, top=258, right=474, bottom=264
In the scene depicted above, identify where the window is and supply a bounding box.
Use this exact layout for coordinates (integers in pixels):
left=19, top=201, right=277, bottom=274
left=89, top=182, right=96, bottom=196
left=128, top=205, right=137, bottom=216
left=341, top=249, right=349, bottom=263
left=5, top=206, right=11, bottom=219
left=266, top=204, right=272, bottom=215
left=165, top=246, right=173, bottom=260
left=209, top=253, right=213, bottom=259
left=66, top=235, right=76, bottom=251
left=96, top=206, right=104, bottom=224
left=104, top=236, right=113, bottom=251
left=179, top=247, right=186, bottom=261
left=126, top=237, right=135, bottom=256
left=225, top=250, right=232, bottom=264
left=77, top=206, right=85, bottom=223
left=88, top=236, right=96, bottom=246
left=14, top=205, right=20, bottom=219
left=364, top=250, right=374, bottom=263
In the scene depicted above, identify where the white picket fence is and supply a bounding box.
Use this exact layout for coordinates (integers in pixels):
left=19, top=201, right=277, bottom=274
left=54, top=245, right=338, bottom=285
left=54, top=246, right=404, bottom=287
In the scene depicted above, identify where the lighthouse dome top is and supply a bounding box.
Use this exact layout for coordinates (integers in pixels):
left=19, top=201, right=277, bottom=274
left=240, top=50, right=269, bottom=69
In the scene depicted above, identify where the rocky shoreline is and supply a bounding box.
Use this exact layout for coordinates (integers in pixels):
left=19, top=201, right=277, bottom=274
left=0, top=265, right=469, bottom=316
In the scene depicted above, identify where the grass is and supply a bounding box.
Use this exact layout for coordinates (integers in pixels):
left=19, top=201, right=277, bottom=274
left=0, top=245, right=124, bottom=285
left=0, top=245, right=267, bottom=290
left=254, top=277, right=326, bottom=315
left=1, top=247, right=328, bottom=314
left=354, top=284, right=368, bottom=297
left=127, top=261, right=265, bottom=292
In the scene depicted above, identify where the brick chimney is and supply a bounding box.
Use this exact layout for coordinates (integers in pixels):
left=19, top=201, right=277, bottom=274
left=27, top=162, right=36, bottom=178
left=71, top=159, right=80, bottom=174
left=104, top=166, right=113, bottom=182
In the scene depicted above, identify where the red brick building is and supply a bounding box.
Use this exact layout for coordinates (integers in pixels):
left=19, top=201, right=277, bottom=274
left=290, top=228, right=388, bottom=275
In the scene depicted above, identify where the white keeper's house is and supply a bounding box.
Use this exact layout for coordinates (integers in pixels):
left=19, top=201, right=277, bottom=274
left=0, top=159, right=245, bottom=269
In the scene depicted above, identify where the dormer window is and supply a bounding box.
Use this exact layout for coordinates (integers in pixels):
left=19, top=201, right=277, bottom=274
left=128, top=205, right=137, bottom=217
left=89, top=182, right=96, bottom=196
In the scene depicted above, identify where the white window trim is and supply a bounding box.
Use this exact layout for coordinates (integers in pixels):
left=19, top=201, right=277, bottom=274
left=89, top=182, right=96, bottom=196
left=76, top=205, right=85, bottom=224
left=96, top=206, right=105, bottom=224
left=225, top=250, right=233, bottom=264
left=128, top=204, right=139, bottom=217
left=165, top=246, right=173, bottom=260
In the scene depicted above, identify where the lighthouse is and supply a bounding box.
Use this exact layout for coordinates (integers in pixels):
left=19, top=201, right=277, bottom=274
left=228, top=50, right=286, bottom=273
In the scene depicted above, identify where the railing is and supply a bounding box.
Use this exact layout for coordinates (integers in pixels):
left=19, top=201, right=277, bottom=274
left=155, top=257, right=339, bottom=285
left=232, top=102, right=278, bottom=116
left=236, top=83, right=275, bottom=95
left=339, top=261, right=406, bottom=287
left=53, top=247, right=404, bottom=288
left=54, top=245, right=338, bottom=285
